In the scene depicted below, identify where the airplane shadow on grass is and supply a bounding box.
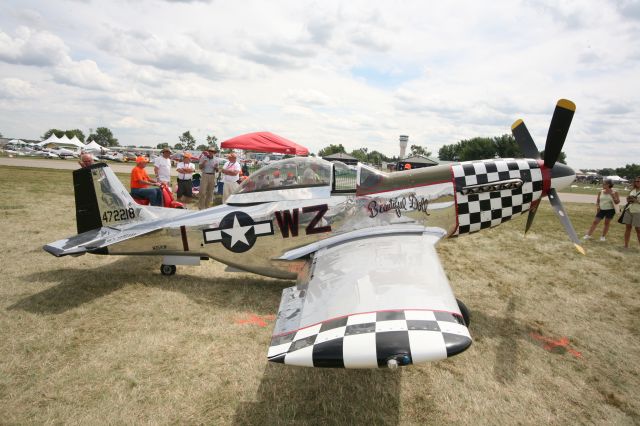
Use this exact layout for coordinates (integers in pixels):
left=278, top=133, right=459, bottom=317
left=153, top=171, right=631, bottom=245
left=233, top=363, right=405, bottom=425
left=9, top=257, right=289, bottom=316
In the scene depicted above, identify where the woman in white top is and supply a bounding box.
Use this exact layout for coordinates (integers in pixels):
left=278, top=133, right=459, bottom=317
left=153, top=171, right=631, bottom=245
left=221, top=152, right=242, bottom=203
left=583, top=179, right=619, bottom=241
left=621, top=176, right=640, bottom=249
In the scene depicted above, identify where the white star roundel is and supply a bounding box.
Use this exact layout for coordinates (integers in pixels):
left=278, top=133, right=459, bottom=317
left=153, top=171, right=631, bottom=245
left=203, top=211, right=274, bottom=253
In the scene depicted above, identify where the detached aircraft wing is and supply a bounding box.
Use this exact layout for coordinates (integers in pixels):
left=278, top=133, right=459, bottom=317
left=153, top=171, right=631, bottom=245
left=268, top=232, right=471, bottom=368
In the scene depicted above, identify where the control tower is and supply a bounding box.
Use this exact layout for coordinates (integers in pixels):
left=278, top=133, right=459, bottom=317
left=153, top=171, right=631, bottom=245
left=399, top=135, right=409, bottom=159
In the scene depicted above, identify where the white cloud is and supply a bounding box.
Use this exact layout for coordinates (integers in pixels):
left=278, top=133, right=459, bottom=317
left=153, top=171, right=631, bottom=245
left=0, top=77, right=40, bottom=99
left=0, top=0, right=638, bottom=168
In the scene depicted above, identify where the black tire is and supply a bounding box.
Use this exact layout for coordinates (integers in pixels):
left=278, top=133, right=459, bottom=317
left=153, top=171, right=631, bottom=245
left=456, top=299, right=470, bottom=326
left=160, top=264, right=176, bottom=276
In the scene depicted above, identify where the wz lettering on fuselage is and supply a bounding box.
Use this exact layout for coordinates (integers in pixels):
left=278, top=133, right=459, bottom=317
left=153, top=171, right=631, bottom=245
left=274, top=204, right=331, bottom=238
left=367, top=195, right=430, bottom=218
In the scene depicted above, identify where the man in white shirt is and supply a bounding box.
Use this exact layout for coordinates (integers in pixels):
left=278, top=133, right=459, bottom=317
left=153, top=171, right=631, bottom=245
left=221, top=152, right=242, bottom=203
left=176, top=153, right=196, bottom=203
left=154, top=147, right=173, bottom=187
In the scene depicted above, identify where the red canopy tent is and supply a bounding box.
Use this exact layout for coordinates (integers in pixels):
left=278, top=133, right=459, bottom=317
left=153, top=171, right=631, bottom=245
left=220, top=131, right=309, bottom=155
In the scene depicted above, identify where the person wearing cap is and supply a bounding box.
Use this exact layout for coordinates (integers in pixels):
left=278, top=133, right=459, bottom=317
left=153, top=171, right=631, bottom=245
left=176, top=153, right=196, bottom=203
left=404, top=163, right=412, bottom=170
left=198, top=146, right=220, bottom=210
left=130, top=156, right=163, bottom=206
left=221, top=152, right=242, bottom=203
left=154, top=147, right=173, bottom=186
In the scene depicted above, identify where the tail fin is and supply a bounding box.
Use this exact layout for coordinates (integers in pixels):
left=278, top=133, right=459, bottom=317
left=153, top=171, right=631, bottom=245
left=74, top=163, right=149, bottom=233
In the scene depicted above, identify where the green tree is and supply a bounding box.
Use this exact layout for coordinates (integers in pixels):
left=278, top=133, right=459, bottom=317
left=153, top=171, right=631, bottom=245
left=349, top=148, right=369, bottom=163
left=318, top=144, right=346, bottom=157
left=196, top=144, right=208, bottom=151
left=439, top=135, right=526, bottom=162
left=174, top=143, right=184, bottom=150
left=179, top=131, right=196, bottom=150
left=206, top=135, right=219, bottom=150
left=157, top=142, right=170, bottom=149
left=65, top=129, right=85, bottom=142
left=42, top=129, right=65, bottom=140
left=409, top=144, right=431, bottom=157
left=614, top=164, right=640, bottom=179
left=87, top=127, right=119, bottom=147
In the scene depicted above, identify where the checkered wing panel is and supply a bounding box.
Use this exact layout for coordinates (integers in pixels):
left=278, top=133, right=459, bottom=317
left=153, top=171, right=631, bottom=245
left=451, top=159, right=542, bottom=235
left=268, top=309, right=471, bottom=368
left=267, top=234, right=472, bottom=368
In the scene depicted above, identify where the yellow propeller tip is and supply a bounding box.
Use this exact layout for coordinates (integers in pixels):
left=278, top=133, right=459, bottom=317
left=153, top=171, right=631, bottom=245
left=511, top=119, right=523, bottom=130
left=557, top=99, right=576, bottom=112
left=574, top=244, right=586, bottom=255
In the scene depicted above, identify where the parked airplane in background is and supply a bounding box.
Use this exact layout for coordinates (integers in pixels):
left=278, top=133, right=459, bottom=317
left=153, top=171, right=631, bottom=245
left=44, top=99, right=581, bottom=369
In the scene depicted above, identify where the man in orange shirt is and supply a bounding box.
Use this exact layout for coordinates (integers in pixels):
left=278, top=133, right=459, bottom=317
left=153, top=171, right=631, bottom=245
left=130, top=156, right=163, bottom=206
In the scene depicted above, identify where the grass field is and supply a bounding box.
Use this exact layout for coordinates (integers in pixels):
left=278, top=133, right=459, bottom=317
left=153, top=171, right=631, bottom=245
left=0, top=166, right=639, bottom=425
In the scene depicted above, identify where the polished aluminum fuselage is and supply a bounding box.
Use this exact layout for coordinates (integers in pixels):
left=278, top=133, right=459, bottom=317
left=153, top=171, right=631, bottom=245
left=105, top=158, right=547, bottom=279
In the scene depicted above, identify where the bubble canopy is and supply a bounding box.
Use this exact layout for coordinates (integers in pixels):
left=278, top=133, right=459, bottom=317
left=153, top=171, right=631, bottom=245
left=237, top=157, right=333, bottom=194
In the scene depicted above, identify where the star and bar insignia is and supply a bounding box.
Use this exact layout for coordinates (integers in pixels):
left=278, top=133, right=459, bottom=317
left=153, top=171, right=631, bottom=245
left=203, top=211, right=274, bottom=253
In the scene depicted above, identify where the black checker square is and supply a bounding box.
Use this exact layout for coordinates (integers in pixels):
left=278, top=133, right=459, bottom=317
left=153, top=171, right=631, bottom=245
left=479, top=199, right=491, bottom=211
left=507, top=161, right=519, bottom=170
left=407, top=320, right=440, bottom=331
left=455, top=176, right=467, bottom=191
left=476, top=173, right=489, bottom=184
left=345, top=322, right=376, bottom=336
left=485, top=162, right=498, bottom=173
left=312, top=338, right=345, bottom=368
left=523, top=192, right=533, bottom=203
left=457, top=202, right=469, bottom=215
left=320, top=317, right=348, bottom=332
left=271, top=332, right=296, bottom=347
left=480, top=220, right=492, bottom=230
left=377, top=311, right=405, bottom=321
left=501, top=195, right=513, bottom=207
left=520, top=169, right=531, bottom=181
left=533, top=180, right=543, bottom=191
left=375, top=330, right=411, bottom=367
left=468, top=193, right=479, bottom=202
left=498, top=171, right=511, bottom=180
left=491, top=209, right=502, bottom=220
left=490, top=191, right=501, bottom=199
left=458, top=224, right=470, bottom=234
left=462, top=163, right=476, bottom=176
left=289, top=335, right=318, bottom=352
left=469, top=212, right=481, bottom=224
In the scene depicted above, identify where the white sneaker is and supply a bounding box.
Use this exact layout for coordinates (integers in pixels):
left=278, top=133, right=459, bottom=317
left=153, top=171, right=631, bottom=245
left=600, top=236, right=606, bottom=241
left=583, top=235, right=591, bottom=240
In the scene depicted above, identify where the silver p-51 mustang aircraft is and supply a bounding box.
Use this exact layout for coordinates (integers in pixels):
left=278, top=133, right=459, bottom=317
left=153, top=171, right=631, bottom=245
left=45, top=99, right=582, bottom=369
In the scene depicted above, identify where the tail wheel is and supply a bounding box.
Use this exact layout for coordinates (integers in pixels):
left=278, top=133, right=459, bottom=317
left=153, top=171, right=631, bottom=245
left=456, top=299, right=470, bottom=326
left=161, top=264, right=176, bottom=276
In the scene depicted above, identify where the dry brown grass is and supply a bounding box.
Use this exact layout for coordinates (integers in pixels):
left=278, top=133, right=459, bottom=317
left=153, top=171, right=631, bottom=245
left=0, top=165, right=639, bottom=425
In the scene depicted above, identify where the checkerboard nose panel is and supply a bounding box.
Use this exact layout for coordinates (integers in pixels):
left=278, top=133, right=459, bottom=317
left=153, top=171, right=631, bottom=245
left=268, top=310, right=472, bottom=368
left=452, top=159, right=543, bottom=235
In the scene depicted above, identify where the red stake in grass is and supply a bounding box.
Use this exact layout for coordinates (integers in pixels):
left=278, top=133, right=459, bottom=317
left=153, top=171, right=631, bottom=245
left=236, top=314, right=276, bottom=327
left=529, top=332, right=582, bottom=358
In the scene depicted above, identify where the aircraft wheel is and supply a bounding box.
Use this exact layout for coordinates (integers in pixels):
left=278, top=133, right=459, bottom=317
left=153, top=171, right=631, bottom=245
left=161, top=264, right=176, bottom=276
left=456, top=299, right=470, bottom=326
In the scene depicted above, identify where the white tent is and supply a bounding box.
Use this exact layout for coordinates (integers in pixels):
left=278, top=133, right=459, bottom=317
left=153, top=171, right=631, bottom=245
left=38, top=134, right=60, bottom=146
left=8, top=139, right=26, bottom=146
left=83, top=140, right=109, bottom=153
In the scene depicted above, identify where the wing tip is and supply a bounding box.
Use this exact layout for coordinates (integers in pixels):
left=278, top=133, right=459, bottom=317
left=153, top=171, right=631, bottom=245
left=574, top=243, right=586, bottom=255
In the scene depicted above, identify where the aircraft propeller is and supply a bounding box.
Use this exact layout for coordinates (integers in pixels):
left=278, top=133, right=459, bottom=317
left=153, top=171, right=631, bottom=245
left=511, top=99, right=585, bottom=255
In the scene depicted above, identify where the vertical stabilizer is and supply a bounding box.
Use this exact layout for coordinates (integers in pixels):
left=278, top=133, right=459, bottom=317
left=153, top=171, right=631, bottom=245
left=73, top=163, right=150, bottom=233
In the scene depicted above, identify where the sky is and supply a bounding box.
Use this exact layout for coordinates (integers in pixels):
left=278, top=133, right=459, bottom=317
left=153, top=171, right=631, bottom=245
left=0, top=0, right=639, bottom=169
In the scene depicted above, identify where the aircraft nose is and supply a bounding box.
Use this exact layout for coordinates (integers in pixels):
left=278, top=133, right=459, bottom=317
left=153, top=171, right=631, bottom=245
left=550, top=163, right=575, bottom=191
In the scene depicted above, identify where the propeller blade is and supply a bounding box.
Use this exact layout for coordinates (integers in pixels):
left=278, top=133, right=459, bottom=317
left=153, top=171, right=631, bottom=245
left=524, top=200, right=540, bottom=234
left=544, top=99, right=575, bottom=168
left=547, top=188, right=585, bottom=255
left=511, top=119, right=540, bottom=159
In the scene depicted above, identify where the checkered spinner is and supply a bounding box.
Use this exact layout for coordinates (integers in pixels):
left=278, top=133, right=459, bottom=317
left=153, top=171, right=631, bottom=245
left=452, top=159, right=543, bottom=235
left=268, top=309, right=471, bottom=368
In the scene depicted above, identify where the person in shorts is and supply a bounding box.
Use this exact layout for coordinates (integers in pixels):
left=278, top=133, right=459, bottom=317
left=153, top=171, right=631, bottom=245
left=621, top=176, right=640, bottom=249
left=583, top=179, right=620, bottom=241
